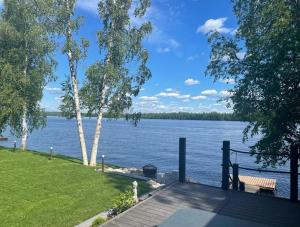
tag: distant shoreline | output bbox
[46,112,245,122]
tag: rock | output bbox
[147,180,162,189]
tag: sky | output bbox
[2,0,239,113]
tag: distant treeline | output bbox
[138,112,244,121]
[46,112,245,121]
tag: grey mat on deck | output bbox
[158,208,270,227]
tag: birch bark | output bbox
[89,86,107,166]
[21,54,28,150]
[65,0,88,166]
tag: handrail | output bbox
[238,165,300,175]
[229,148,290,157]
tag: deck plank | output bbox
[102,183,300,227]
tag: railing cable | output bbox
[238,166,300,175]
[230,148,290,157]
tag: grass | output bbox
[0,147,150,227]
[91,217,106,227]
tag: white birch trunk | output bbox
[20,106,28,150]
[66,0,88,166]
[90,7,114,166]
[90,85,108,166]
[21,53,28,150]
[89,110,104,166]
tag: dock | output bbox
[230,175,276,193]
[102,183,300,227]
[238,175,276,190]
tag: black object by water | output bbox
[143,164,157,178]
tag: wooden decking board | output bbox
[138,202,177,214]
[121,214,154,227]
[151,194,226,212]
[103,183,300,227]
[128,210,167,223]
[136,204,175,217]
[231,175,276,190]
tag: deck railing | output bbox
[221,141,299,202]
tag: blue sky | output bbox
[2,0,239,113]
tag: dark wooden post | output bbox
[290,145,298,202]
[232,163,239,191]
[222,141,230,190]
[179,138,186,183]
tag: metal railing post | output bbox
[179,138,186,183]
[290,144,299,202]
[232,163,239,191]
[222,141,230,190]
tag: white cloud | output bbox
[197,17,231,34]
[157,92,180,97]
[143,5,180,54]
[45,87,63,95]
[55,97,63,101]
[157,90,191,100]
[187,54,199,62]
[220,78,235,84]
[236,52,246,60]
[77,0,98,14]
[139,96,159,101]
[165,88,175,92]
[191,95,207,100]
[219,90,233,97]
[230,27,238,35]
[168,39,180,49]
[148,26,180,53]
[201,89,218,96]
[157,47,170,53]
[76,1,180,54]
[177,94,191,99]
[184,78,200,86]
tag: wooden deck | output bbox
[238,175,276,190]
[102,183,300,227]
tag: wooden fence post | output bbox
[290,144,299,202]
[222,141,230,190]
[232,163,239,191]
[179,138,186,183]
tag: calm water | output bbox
[1,117,298,198]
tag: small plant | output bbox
[91,217,105,227]
[112,188,136,214]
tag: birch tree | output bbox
[58,0,89,166]
[0,0,57,149]
[81,0,152,166]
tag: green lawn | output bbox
[0,147,150,227]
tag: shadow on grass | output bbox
[0,146,151,196]
[0,145,82,164]
[95,172,151,196]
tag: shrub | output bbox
[112,188,135,214]
[91,217,106,227]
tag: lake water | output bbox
[1,117,298,199]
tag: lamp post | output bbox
[49,147,53,160]
[102,155,105,172]
[13,141,17,151]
